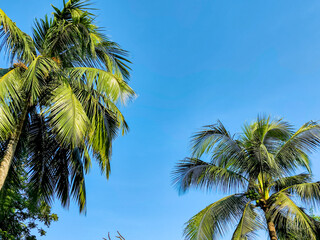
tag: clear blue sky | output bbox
[2,0,320,239]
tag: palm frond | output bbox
[27,112,56,204]
[33,15,53,53]
[0,9,35,63]
[72,85,118,177]
[52,0,94,22]
[274,209,320,240]
[274,121,320,173]
[239,116,294,179]
[67,67,135,103]
[184,194,248,240]
[0,102,16,141]
[93,40,132,80]
[44,23,84,60]
[45,82,89,147]
[52,147,71,208]
[24,56,58,104]
[43,0,94,61]
[172,158,247,194]
[0,69,22,140]
[232,203,262,240]
[51,0,131,80]
[0,68,23,140]
[27,112,88,212]
[279,182,320,208]
[250,115,292,149]
[70,73,129,134]
[0,67,22,102]
[271,173,312,192]
[70,147,86,212]
[191,120,241,160]
[269,192,318,240]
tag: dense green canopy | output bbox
[0,0,135,212]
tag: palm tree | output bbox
[103,231,126,240]
[0,0,135,212]
[173,116,320,240]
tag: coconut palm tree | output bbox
[0,0,135,212]
[103,231,126,240]
[173,116,320,240]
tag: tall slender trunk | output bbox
[265,210,278,240]
[0,103,29,190]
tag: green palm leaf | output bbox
[274,121,320,173]
[269,192,317,240]
[191,120,238,159]
[184,194,248,240]
[0,67,22,101]
[271,173,312,192]
[173,158,247,194]
[232,203,262,240]
[24,56,58,104]
[0,67,21,140]
[45,82,89,147]
[67,67,135,103]
[279,182,320,207]
[70,147,86,212]
[0,9,35,63]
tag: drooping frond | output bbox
[184,194,249,240]
[172,158,247,194]
[93,40,132,80]
[269,192,318,240]
[69,70,129,132]
[274,121,320,173]
[70,147,86,212]
[51,147,72,208]
[100,94,129,134]
[0,68,25,141]
[232,203,262,240]
[71,83,118,177]
[0,68,23,140]
[271,173,312,192]
[24,56,58,104]
[45,82,89,147]
[275,210,320,240]
[0,67,22,102]
[27,112,56,204]
[191,120,242,160]
[279,181,320,208]
[0,9,36,64]
[27,111,89,212]
[67,67,135,103]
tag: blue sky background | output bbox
[2,0,320,239]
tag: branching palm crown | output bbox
[0,0,135,212]
[173,116,320,240]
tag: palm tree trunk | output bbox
[0,103,29,190]
[266,216,278,240]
